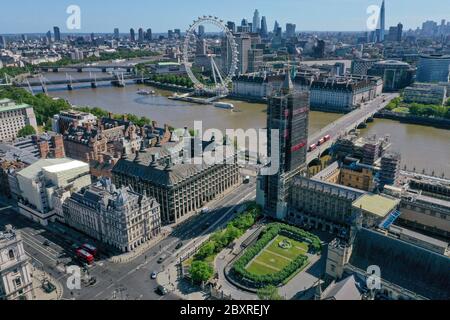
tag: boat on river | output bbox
[214,102,234,110]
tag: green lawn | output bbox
[245,235,309,276]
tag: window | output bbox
[14,277,22,287]
[8,249,15,260]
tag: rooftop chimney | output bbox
[139,140,146,152]
[121,147,128,159]
[150,154,158,167]
[134,150,140,163]
[164,156,173,171]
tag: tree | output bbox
[189,261,213,284]
[195,242,216,260]
[223,225,243,244]
[445,108,450,119]
[17,125,36,137]
[257,285,284,301]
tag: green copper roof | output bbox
[0,99,31,112]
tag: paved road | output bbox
[0,178,256,300]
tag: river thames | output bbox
[48,84,450,177]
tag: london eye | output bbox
[182,16,239,96]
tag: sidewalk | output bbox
[214,225,262,300]
[157,263,207,300]
[31,267,64,300]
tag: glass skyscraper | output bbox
[253,10,260,33]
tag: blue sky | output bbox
[1,0,448,34]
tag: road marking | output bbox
[20,230,61,256]
[22,237,58,263]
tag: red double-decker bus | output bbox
[76,249,94,265]
[308,144,317,152]
[82,244,98,257]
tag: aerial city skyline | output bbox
[0,0,449,34]
[0,0,449,309]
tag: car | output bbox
[150,272,157,279]
[156,285,168,296]
[42,281,56,293]
[157,255,167,264]
[175,242,183,250]
[202,222,211,230]
[87,277,97,286]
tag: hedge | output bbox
[231,223,321,287]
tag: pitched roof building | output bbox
[112,129,240,225]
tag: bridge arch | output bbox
[319,147,331,159]
[308,158,322,168]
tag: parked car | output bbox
[156,285,168,296]
[150,272,157,280]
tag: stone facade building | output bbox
[257,73,310,220]
[0,99,38,142]
[0,226,34,300]
[63,179,161,253]
[232,73,383,112]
